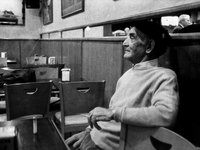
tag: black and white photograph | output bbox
[0,1,200,150]
[61,0,84,18]
[43,0,53,25]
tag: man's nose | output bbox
[123,38,129,47]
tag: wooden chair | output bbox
[28,64,65,110]
[4,81,52,120]
[119,123,198,150]
[54,80,105,139]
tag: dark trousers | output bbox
[68,131,103,150]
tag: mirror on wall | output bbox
[0,0,25,25]
[107,8,200,37]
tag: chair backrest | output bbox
[119,123,197,150]
[59,80,106,116]
[4,81,52,120]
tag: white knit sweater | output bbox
[90,59,179,150]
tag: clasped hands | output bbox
[86,107,114,130]
[65,107,114,148]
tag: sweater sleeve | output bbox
[114,73,179,128]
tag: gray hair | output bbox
[178,14,190,23]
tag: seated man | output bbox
[172,14,192,33]
[66,21,179,150]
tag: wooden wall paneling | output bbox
[0,40,21,68]
[20,40,41,67]
[41,41,62,64]
[82,40,123,107]
[62,40,82,81]
[172,43,200,147]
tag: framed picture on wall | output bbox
[61,0,84,18]
[43,0,53,25]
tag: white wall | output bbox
[42,0,200,34]
[0,0,199,39]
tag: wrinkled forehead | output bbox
[186,16,190,20]
[183,16,190,21]
[129,26,149,41]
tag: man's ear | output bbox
[146,39,155,54]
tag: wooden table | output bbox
[0,117,70,150]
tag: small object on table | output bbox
[33,117,37,134]
[61,68,71,82]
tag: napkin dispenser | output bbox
[0,58,7,67]
[26,55,47,65]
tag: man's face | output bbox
[123,27,148,64]
[182,17,192,27]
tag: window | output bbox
[161,16,178,26]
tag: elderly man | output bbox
[66,21,179,150]
[173,14,192,33]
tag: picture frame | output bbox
[43,0,53,25]
[61,0,84,18]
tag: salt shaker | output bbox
[61,68,71,82]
